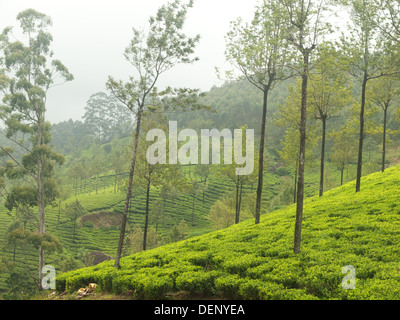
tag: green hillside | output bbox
[55,165,400,300]
[0,164,280,294]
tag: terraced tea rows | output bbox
[0,167,279,293]
[56,165,400,300]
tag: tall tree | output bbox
[106,0,201,269]
[369,76,399,172]
[217,126,258,224]
[278,0,332,253]
[133,109,187,251]
[340,0,397,192]
[225,0,291,225]
[308,45,353,196]
[64,200,88,243]
[82,92,134,143]
[330,123,357,185]
[274,79,320,202]
[0,9,73,289]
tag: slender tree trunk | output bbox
[238,182,243,221]
[319,117,327,197]
[340,165,344,186]
[58,200,61,224]
[72,220,76,243]
[255,88,270,224]
[294,52,309,254]
[74,177,77,197]
[37,120,46,290]
[235,177,240,224]
[128,193,133,219]
[191,194,196,225]
[115,109,143,268]
[382,105,388,173]
[356,75,368,193]
[143,179,151,252]
[163,197,166,224]
[293,163,298,204]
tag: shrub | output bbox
[142,275,175,299]
[222,254,264,276]
[215,274,245,299]
[83,221,94,228]
[175,270,221,295]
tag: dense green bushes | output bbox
[56,166,400,300]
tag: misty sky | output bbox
[0,0,259,124]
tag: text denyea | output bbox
[154,304,245,317]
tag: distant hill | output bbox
[169,79,290,149]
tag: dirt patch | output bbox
[80,211,123,229]
[89,251,114,265]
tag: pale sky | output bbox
[0,0,258,123]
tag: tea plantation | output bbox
[0,166,280,293]
[55,165,400,300]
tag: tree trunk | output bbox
[238,182,243,221]
[128,193,133,219]
[72,220,76,243]
[235,177,240,224]
[37,121,46,290]
[356,75,368,193]
[191,194,196,225]
[255,88,269,224]
[340,165,344,186]
[294,52,309,254]
[319,117,327,197]
[74,177,77,197]
[382,105,388,173]
[143,179,151,252]
[293,163,298,204]
[58,200,61,224]
[114,109,143,268]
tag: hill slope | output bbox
[55,165,400,300]
[0,165,280,293]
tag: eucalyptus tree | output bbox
[225,0,292,225]
[277,0,333,253]
[330,123,357,185]
[369,76,399,172]
[217,126,258,224]
[308,46,353,196]
[274,79,320,203]
[340,0,398,192]
[133,109,187,251]
[83,92,134,144]
[106,0,205,268]
[0,9,73,289]
[64,200,88,243]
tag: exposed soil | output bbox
[80,211,123,229]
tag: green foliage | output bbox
[3,270,37,300]
[55,165,400,300]
[82,92,134,144]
